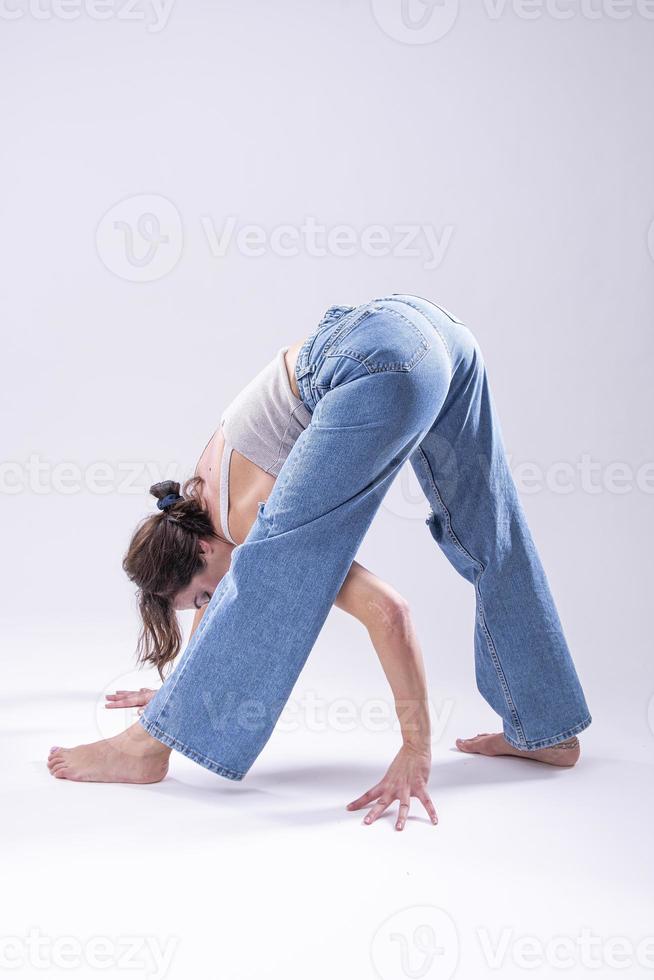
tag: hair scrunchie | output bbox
[157,492,183,511]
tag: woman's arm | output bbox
[334,561,431,748]
[334,561,438,830]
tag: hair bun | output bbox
[150,480,181,502]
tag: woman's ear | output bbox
[198,537,219,558]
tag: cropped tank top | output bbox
[218,346,312,544]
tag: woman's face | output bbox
[172,537,233,612]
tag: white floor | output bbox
[3,634,653,980]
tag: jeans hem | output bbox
[138,717,246,781]
[503,714,592,751]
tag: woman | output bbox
[47,294,591,830]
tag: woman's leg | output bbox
[385,294,592,752]
[47,299,452,782]
[135,302,451,779]
[49,294,589,783]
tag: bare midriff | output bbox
[195,337,307,546]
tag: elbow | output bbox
[364,593,412,636]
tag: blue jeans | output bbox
[139,294,591,778]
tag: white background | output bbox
[2,1,653,978]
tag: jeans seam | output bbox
[503,715,592,751]
[315,315,430,378]
[415,445,527,745]
[139,716,245,780]
[312,351,368,390]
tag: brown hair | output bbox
[122,477,218,678]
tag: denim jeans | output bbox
[139,294,591,778]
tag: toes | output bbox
[53,767,71,779]
[456,735,491,754]
[456,733,492,746]
[48,751,67,771]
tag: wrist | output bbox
[402,735,432,757]
[396,697,431,749]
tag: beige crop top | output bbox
[218,346,312,544]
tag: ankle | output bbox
[122,723,171,757]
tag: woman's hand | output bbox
[346,744,438,831]
[104,688,157,716]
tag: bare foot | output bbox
[47,723,171,783]
[455,732,580,768]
